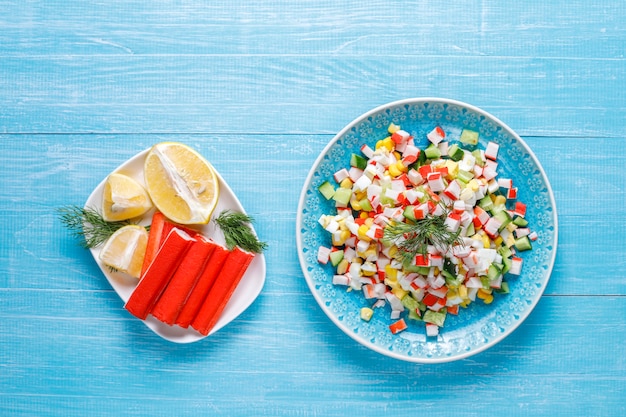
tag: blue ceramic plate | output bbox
[296,98,558,363]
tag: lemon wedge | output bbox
[102,173,153,222]
[143,142,219,225]
[99,225,149,279]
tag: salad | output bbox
[316,123,535,337]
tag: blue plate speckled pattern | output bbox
[296,98,558,363]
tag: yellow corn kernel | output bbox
[392,287,408,300]
[388,163,402,178]
[493,236,504,247]
[493,195,507,207]
[336,259,349,275]
[468,179,480,192]
[388,123,400,134]
[444,160,459,178]
[477,288,492,300]
[364,217,374,227]
[447,288,459,299]
[340,178,353,188]
[332,230,351,246]
[385,265,398,282]
[357,225,371,242]
[360,307,374,321]
[359,211,369,219]
[396,160,408,173]
[458,285,468,300]
[482,294,494,304]
[381,137,394,151]
[350,199,362,211]
[388,245,398,258]
[482,234,491,248]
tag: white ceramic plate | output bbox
[85,148,266,343]
[296,98,558,363]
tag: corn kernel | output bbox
[468,179,480,192]
[340,178,353,188]
[482,234,491,248]
[493,195,507,206]
[494,236,503,247]
[477,288,492,300]
[350,199,362,211]
[332,230,351,246]
[483,294,494,304]
[392,287,408,300]
[385,265,398,281]
[381,137,394,151]
[458,285,468,299]
[444,160,459,178]
[357,225,371,242]
[388,163,401,178]
[360,307,374,321]
[359,211,369,219]
[388,123,400,134]
[336,259,349,275]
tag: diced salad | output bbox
[316,123,535,337]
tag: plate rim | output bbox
[296,97,558,363]
[85,146,267,343]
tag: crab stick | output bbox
[150,236,216,325]
[174,244,230,328]
[125,228,195,320]
[191,247,255,336]
[140,212,198,277]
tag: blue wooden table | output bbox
[1,1,625,416]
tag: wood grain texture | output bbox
[1,0,625,416]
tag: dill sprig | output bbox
[383,211,463,265]
[57,205,135,249]
[213,210,267,254]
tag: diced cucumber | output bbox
[493,209,512,231]
[513,216,528,227]
[423,310,447,327]
[472,149,485,166]
[332,187,352,206]
[329,249,344,266]
[456,169,474,183]
[408,309,423,321]
[514,236,532,251]
[401,294,420,311]
[447,144,465,161]
[479,195,494,211]
[318,181,336,200]
[424,144,441,160]
[350,153,367,170]
[358,197,373,212]
[403,205,416,221]
[460,129,479,146]
[487,263,502,282]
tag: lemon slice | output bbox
[102,173,153,222]
[99,225,149,279]
[143,142,220,225]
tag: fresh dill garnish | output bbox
[57,205,138,249]
[383,210,463,265]
[213,210,267,254]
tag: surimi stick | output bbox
[191,247,255,336]
[174,245,230,328]
[150,236,216,325]
[125,228,194,320]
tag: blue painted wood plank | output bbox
[0,56,624,136]
[1,0,624,59]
